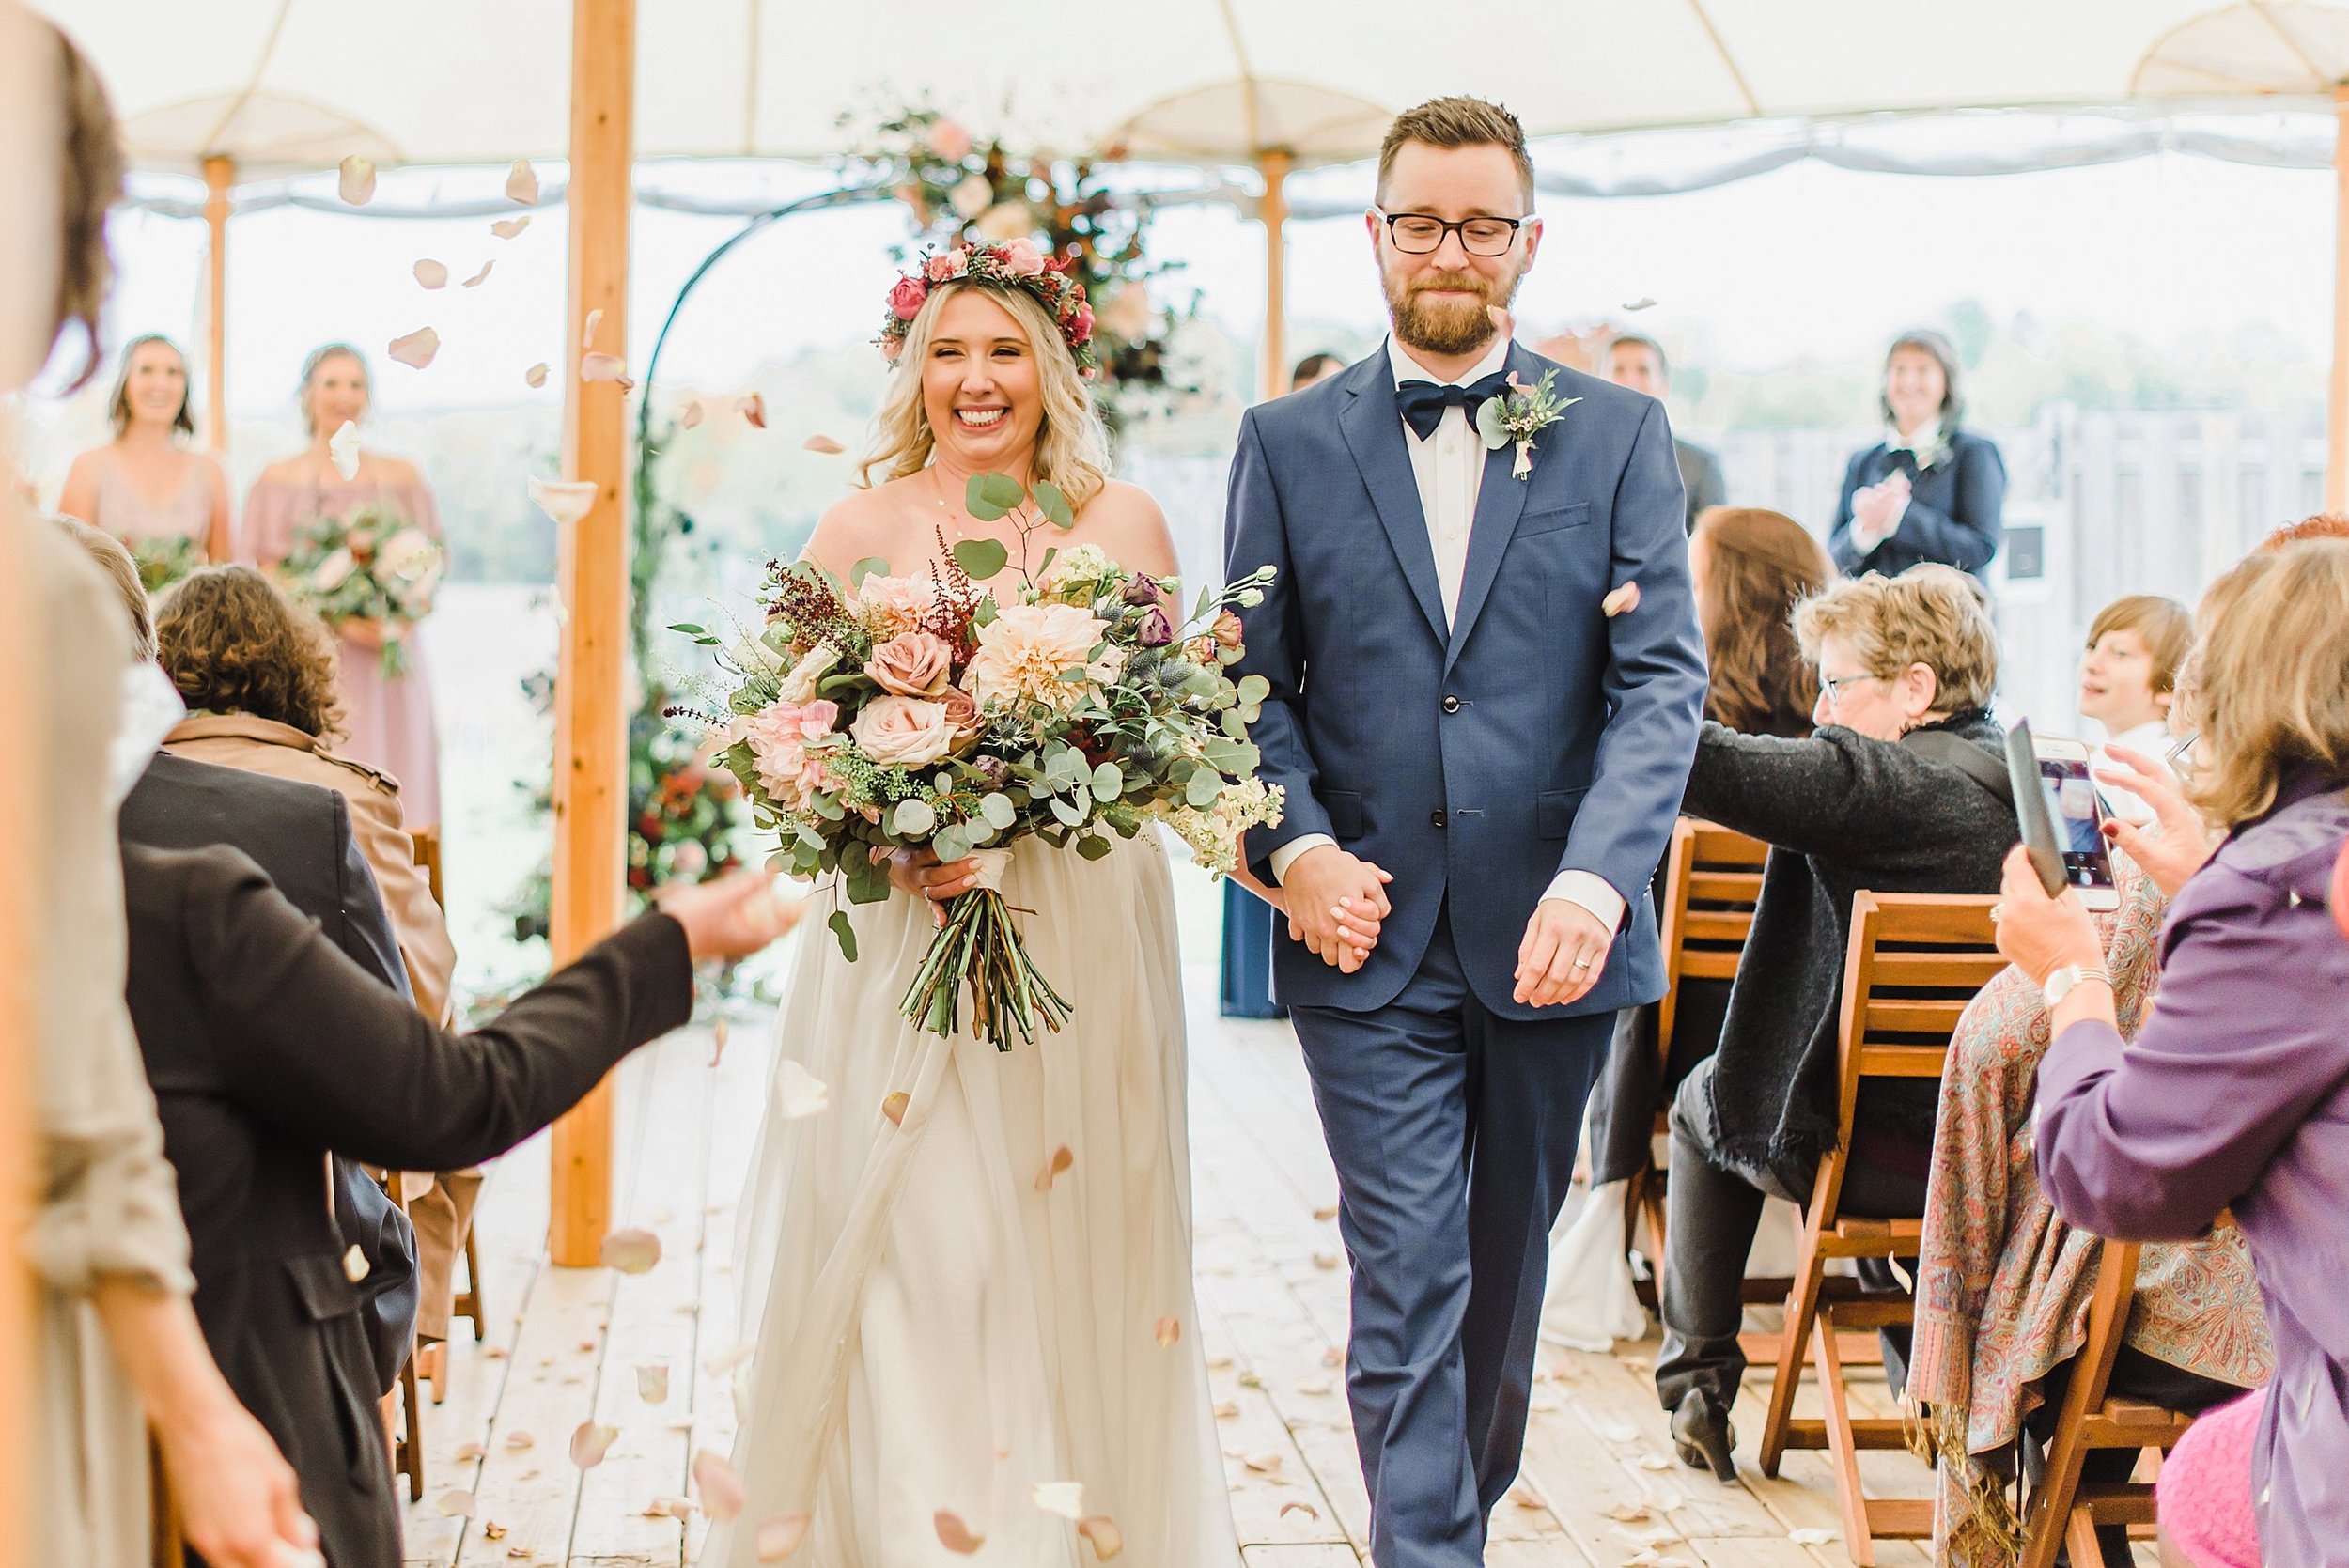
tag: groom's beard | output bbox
[1388,267,1522,357]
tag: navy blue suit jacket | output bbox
[1224,344,1708,1020]
[1828,428,2005,578]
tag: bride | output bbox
[705,245,1244,1567]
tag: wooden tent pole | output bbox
[549,0,635,1267]
[201,156,233,561]
[2330,84,2349,512]
[1260,148,1291,400]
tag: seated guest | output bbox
[1605,334,1725,532]
[1908,850,2266,1568]
[1994,538,2349,1568]
[123,845,800,1568]
[154,564,480,1363]
[2077,593,2191,822]
[1586,507,1832,1201]
[1288,350,1345,393]
[1652,564,2015,1481]
[155,565,453,1020]
[64,517,427,1391]
[1829,330,2005,580]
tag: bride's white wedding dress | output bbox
[706,831,1241,1568]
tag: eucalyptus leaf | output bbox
[1032,479,1075,530]
[891,798,937,836]
[980,792,1018,830]
[1050,793,1088,828]
[1075,833,1112,861]
[1475,395,1510,449]
[1202,736,1260,774]
[828,910,859,962]
[667,622,705,636]
[965,472,1027,520]
[1186,768,1224,807]
[951,537,1009,582]
[1236,675,1270,706]
[1090,761,1123,803]
[850,556,890,586]
[1220,707,1249,738]
[1038,547,1059,579]
[932,825,970,863]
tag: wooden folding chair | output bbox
[150,1428,185,1567]
[1624,819,1769,1275]
[2017,1240,2195,1568]
[408,827,485,1352]
[1756,892,2004,1563]
[408,824,444,909]
[370,1166,429,1502]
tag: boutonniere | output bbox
[1476,368,1579,481]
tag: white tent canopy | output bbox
[39,0,2349,177]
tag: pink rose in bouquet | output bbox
[936,684,983,742]
[867,630,954,696]
[850,694,954,768]
[736,700,839,809]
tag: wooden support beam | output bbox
[549,0,635,1268]
[2331,85,2349,511]
[201,156,231,458]
[1259,149,1291,401]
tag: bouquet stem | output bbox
[898,888,1071,1050]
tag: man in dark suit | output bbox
[121,752,422,1397]
[1226,97,1706,1566]
[1606,333,1726,533]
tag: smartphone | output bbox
[2006,722,2121,910]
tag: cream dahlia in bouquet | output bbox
[279,506,444,676]
[678,476,1281,1048]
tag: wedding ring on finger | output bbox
[1571,957,1593,970]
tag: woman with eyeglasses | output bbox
[1645,564,2016,1482]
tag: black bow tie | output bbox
[1396,371,1514,442]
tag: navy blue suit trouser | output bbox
[1287,904,1609,1568]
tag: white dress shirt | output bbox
[1268,336,1627,936]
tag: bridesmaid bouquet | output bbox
[680,474,1283,1048]
[280,507,445,677]
[128,534,202,595]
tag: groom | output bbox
[1226,97,1706,1565]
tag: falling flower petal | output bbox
[328,419,362,481]
[693,1449,746,1523]
[599,1228,661,1274]
[491,216,531,240]
[1622,296,1658,312]
[1790,1529,1837,1546]
[642,1497,695,1519]
[702,1342,754,1376]
[1153,1316,1181,1349]
[1078,1516,1124,1560]
[756,1513,813,1561]
[388,328,440,370]
[1312,1204,1338,1220]
[454,1441,487,1462]
[636,1363,670,1404]
[1033,1482,1086,1519]
[525,362,550,388]
[338,156,376,206]
[777,1059,830,1120]
[933,1511,985,1554]
[482,1520,507,1539]
[436,1489,477,1518]
[528,476,598,527]
[1595,1420,1639,1444]
[568,1421,618,1469]
[881,1092,910,1127]
[1242,1452,1284,1474]
[708,1014,729,1065]
[582,308,604,349]
[1295,1376,1331,1395]
[1602,582,1641,618]
[802,433,845,455]
[738,393,767,428]
[1606,1503,1653,1523]
[502,1430,535,1452]
[680,400,705,430]
[506,159,540,205]
[462,260,495,288]
[1320,1347,1342,1368]
[1280,1500,1319,1523]
[1636,1453,1674,1471]
[414,258,449,289]
[1034,1145,1074,1192]
[580,352,634,389]
[1511,1488,1548,1511]
[1212,1400,1238,1419]
[1312,1251,1341,1270]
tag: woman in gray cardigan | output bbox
[1650,565,2015,1480]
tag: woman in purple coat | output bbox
[1990,537,2349,1568]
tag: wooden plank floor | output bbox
[401,964,1948,1567]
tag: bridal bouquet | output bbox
[279,507,444,677]
[681,476,1282,1048]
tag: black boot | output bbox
[1671,1388,1738,1483]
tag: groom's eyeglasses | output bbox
[1377,210,1526,257]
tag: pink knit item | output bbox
[2156,1388,2263,1568]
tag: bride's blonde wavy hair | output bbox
[857,281,1111,511]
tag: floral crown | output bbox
[877,239,1099,376]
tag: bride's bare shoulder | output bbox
[804,477,921,575]
[1077,479,1176,575]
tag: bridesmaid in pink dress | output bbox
[242,343,443,828]
[57,334,231,573]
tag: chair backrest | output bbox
[1834,890,2005,1105]
[1657,819,1768,1045]
[408,826,445,911]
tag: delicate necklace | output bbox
[928,464,973,541]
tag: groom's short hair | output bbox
[1377,97,1534,209]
